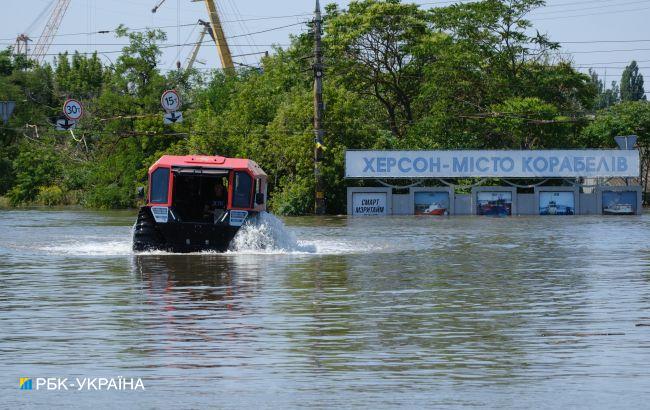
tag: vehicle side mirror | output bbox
[137,186,145,199]
[255,192,265,205]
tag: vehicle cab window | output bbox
[233,171,252,208]
[150,168,170,203]
[254,178,265,205]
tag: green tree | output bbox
[620,60,646,102]
[581,101,650,195]
[487,97,568,149]
[325,0,432,138]
[589,69,619,109]
[7,139,62,205]
[54,52,104,98]
[416,0,594,149]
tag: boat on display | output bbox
[479,199,511,217]
[133,155,268,253]
[540,201,575,216]
[603,203,634,215]
[423,202,447,215]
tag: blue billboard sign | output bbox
[345,150,640,178]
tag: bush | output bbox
[0,157,14,195]
[36,185,65,206]
[7,141,62,205]
[269,177,314,216]
[84,184,135,209]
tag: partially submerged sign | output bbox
[346,150,640,178]
[352,192,387,216]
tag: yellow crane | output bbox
[199,0,234,70]
[152,0,234,70]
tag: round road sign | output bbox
[161,90,181,112]
[63,99,83,121]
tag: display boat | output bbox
[603,203,634,215]
[423,202,447,215]
[133,155,267,253]
[480,199,510,216]
[540,201,574,216]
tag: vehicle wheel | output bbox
[133,208,164,251]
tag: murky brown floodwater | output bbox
[2,209,650,408]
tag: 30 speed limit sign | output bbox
[63,99,83,121]
[160,90,181,113]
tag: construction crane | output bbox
[152,0,234,70]
[184,20,214,71]
[199,0,234,70]
[31,0,71,63]
[14,34,31,56]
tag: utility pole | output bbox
[313,0,326,215]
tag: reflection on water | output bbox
[1,209,650,408]
[135,254,262,306]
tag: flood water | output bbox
[2,209,650,408]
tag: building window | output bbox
[233,172,252,208]
[150,168,170,203]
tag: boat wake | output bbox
[35,212,362,256]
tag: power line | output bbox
[0,15,310,42]
[531,0,650,16]
[535,5,650,20]
[559,39,650,44]
[576,59,650,66]
[0,42,291,47]
[562,48,650,54]
[9,22,306,57]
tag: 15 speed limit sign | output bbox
[160,90,181,113]
[63,99,83,121]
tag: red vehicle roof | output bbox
[150,155,267,177]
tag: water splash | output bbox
[40,240,133,256]
[229,212,316,254]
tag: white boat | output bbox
[603,203,634,215]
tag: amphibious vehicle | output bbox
[133,155,267,252]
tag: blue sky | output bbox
[2,0,649,87]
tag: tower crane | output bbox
[31,0,72,63]
[152,0,234,70]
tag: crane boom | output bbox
[184,26,208,71]
[31,0,71,63]
[202,0,234,70]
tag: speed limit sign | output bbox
[160,90,181,113]
[63,99,83,121]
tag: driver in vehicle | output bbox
[204,180,227,222]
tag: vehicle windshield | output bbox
[150,168,170,204]
[172,170,229,223]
